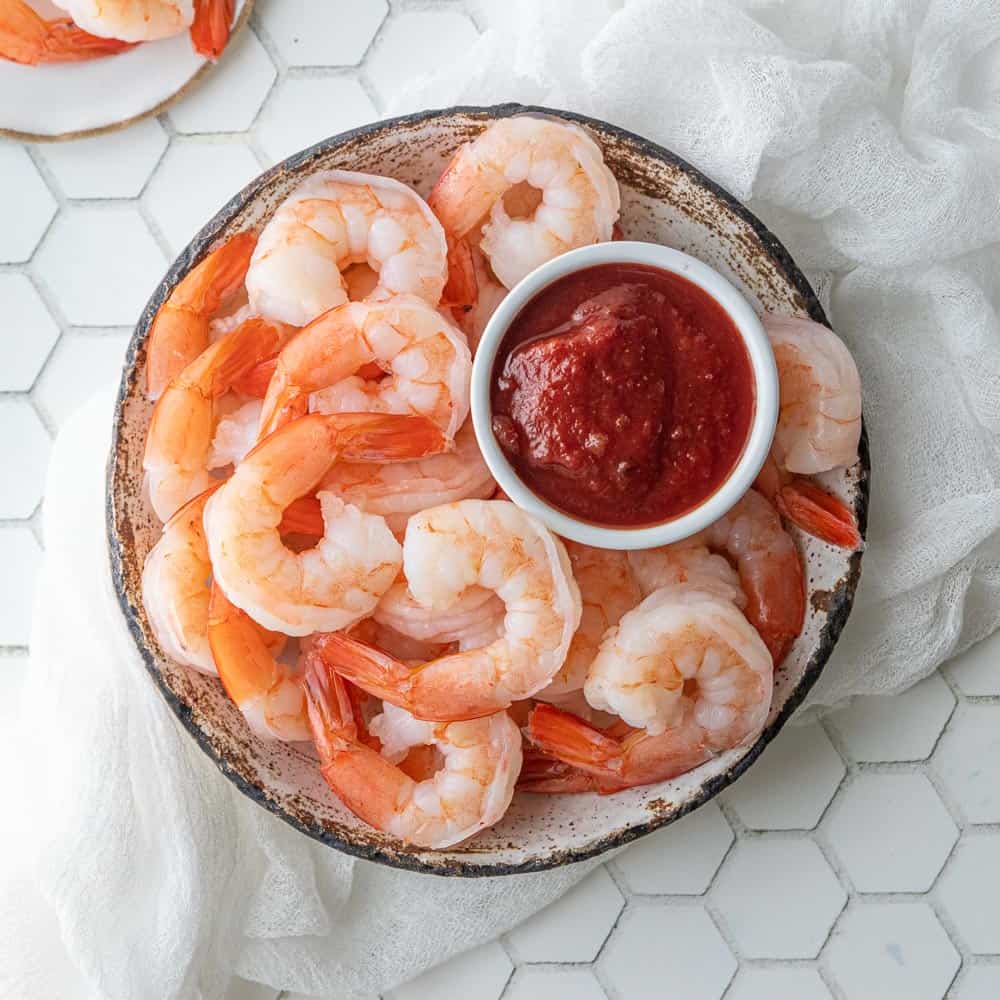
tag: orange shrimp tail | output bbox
[440,234,477,309]
[517,749,601,794]
[526,704,624,777]
[0,2,135,64]
[190,0,233,59]
[327,412,447,463]
[775,479,862,551]
[208,318,283,395]
[229,354,277,398]
[311,632,416,709]
[146,231,257,398]
[278,496,324,537]
[301,650,360,760]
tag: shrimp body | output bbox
[146,231,258,399]
[450,244,508,352]
[303,657,521,849]
[141,486,218,674]
[428,117,620,290]
[0,0,135,63]
[319,419,495,536]
[765,315,862,475]
[144,317,282,522]
[259,295,471,440]
[246,171,448,328]
[207,585,310,742]
[312,499,582,720]
[53,0,192,41]
[202,412,446,637]
[628,543,746,609]
[538,541,641,700]
[207,398,262,470]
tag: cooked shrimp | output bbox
[373,577,504,649]
[207,398,262,470]
[302,654,522,848]
[202,412,446,636]
[207,585,311,742]
[144,317,283,522]
[318,418,495,536]
[140,486,218,675]
[428,116,620,290]
[311,499,581,721]
[538,541,641,700]
[349,618,453,665]
[628,543,746,608]
[146,231,257,399]
[0,0,134,63]
[448,243,508,352]
[258,295,471,440]
[246,170,448,328]
[523,586,773,792]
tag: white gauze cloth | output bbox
[395,0,1000,706]
[0,391,597,1000]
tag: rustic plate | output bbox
[107,104,869,876]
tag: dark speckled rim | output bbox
[107,103,870,877]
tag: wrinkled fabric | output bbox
[397,0,1000,706]
[0,391,595,1000]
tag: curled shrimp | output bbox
[143,317,284,522]
[141,486,219,674]
[202,412,446,637]
[757,314,863,549]
[146,231,257,400]
[302,654,522,849]
[258,295,471,441]
[523,586,773,793]
[538,541,641,700]
[207,585,311,742]
[311,499,582,721]
[0,0,135,62]
[246,171,448,328]
[638,490,805,665]
[428,116,620,290]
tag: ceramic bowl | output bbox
[470,240,780,550]
[107,103,869,876]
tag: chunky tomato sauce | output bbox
[490,263,755,527]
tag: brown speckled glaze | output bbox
[107,104,869,877]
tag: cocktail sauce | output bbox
[490,263,755,527]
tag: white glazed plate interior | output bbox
[107,105,868,876]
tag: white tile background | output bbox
[2,2,999,998]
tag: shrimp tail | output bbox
[190,0,233,59]
[440,234,478,309]
[526,704,624,778]
[301,648,358,748]
[310,632,418,711]
[0,1,135,64]
[146,231,257,399]
[775,478,862,550]
[230,355,278,398]
[517,748,601,794]
[278,496,324,537]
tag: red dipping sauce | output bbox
[490,263,755,528]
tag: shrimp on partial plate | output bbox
[536,541,641,701]
[757,314,863,549]
[143,317,286,522]
[203,412,446,637]
[245,170,448,328]
[146,231,258,399]
[257,295,471,441]
[429,116,620,292]
[633,490,805,666]
[0,0,134,62]
[207,585,311,741]
[522,585,773,793]
[311,499,582,721]
[302,653,522,848]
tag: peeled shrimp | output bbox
[141,486,218,675]
[144,317,283,522]
[203,412,446,637]
[207,398,262,470]
[302,655,522,849]
[640,490,805,665]
[258,295,471,440]
[146,231,257,399]
[524,586,773,793]
[538,541,641,700]
[0,0,134,62]
[428,116,620,290]
[312,499,582,721]
[246,171,448,328]
[207,585,311,742]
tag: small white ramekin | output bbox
[470,241,778,550]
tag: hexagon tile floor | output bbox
[2,3,999,1000]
